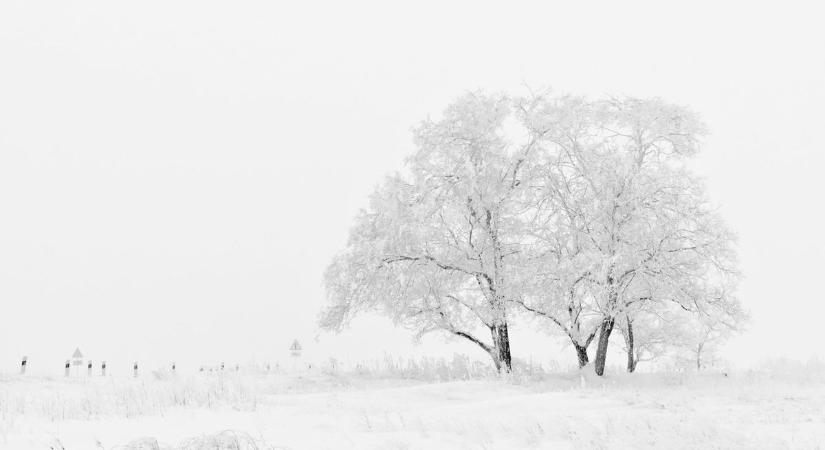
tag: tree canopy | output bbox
[321,90,745,375]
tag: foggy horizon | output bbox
[2,0,824,376]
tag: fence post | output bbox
[220,362,224,371]
[20,356,27,375]
[87,360,93,377]
[133,361,139,378]
[172,362,176,372]
[101,361,107,377]
[64,360,71,377]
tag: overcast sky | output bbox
[1,0,823,375]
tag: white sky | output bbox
[1,0,823,375]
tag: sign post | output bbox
[290,339,302,371]
[71,348,84,377]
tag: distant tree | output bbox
[320,92,549,372]
[686,321,725,371]
[675,305,745,370]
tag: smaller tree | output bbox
[514,266,602,368]
[617,304,683,372]
[676,312,742,371]
[511,94,606,369]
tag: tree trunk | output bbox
[624,318,636,373]
[573,343,589,368]
[494,323,512,372]
[696,343,703,371]
[594,317,615,376]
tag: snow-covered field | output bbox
[1,368,823,449]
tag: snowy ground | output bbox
[1,368,823,449]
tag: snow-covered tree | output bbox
[320,92,548,372]
[521,94,742,375]
[617,283,747,373]
[515,267,602,368]
[673,303,746,370]
[511,95,605,368]
[617,304,682,373]
[321,90,743,376]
